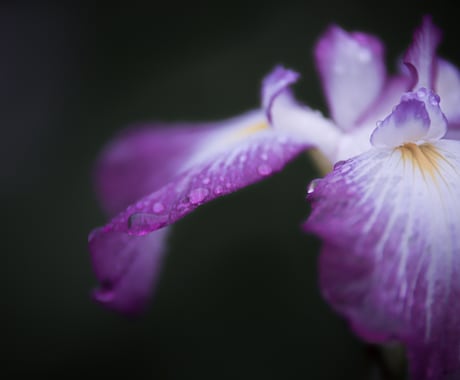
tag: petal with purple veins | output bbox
[305,140,460,380]
[89,111,312,313]
[94,111,265,216]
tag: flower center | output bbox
[397,142,443,181]
[239,121,269,137]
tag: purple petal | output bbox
[90,227,170,315]
[96,123,309,236]
[262,67,341,162]
[435,58,460,133]
[95,112,262,216]
[371,89,447,148]
[261,65,300,124]
[314,25,386,129]
[89,112,311,313]
[355,75,412,127]
[404,16,442,89]
[305,140,460,379]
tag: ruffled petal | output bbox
[262,66,341,161]
[305,139,460,380]
[403,16,442,89]
[90,227,170,315]
[314,25,386,129]
[371,89,447,148]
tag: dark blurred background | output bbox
[3,1,458,379]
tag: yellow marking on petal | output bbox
[397,143,446,183]
[237,121,269,137]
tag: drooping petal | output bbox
[435,58,460,135]
[89,110,312,313]
[305,140,460,380]
[263,66,341,161]
[371,89,447,148]
[94,119,310,236]
[89,227,170,315]
[403,16,442,89]
[95,112,263,216]
[314,25,386,129]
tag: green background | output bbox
[3,1,458,379]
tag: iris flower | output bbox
[88,16,460,379]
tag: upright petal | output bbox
[262,66,341,161]
[370,89,447,148]
[314,25,386,129]
[404,16,442,89]
[305,139,460,380]
[261,65,300,124]
[435,58,460,136]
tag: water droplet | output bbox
[429,93,440,106]
[127,212,161,233]
[225,182,232,189]
[202,177,210,185]
[333,160,346,170]
[152,202,165,214]
[239,154,247,163]
[257,164,272,176]
[307,179,322,194]
[417,88,428,99]
[260,152,268,161]
[189,187,209,204]
[214,185,224,195]
[376,120,382,128]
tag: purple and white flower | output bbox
[88,16,460,379]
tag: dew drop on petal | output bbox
[333,160,346,170]
[260,152,268,161]
[189,187,209,205]
[257,164,272,176]
[214,185,224,195]
[127,212,161,234]
[239,155,247,163]
[307,178,322,194]
[202,177,210,185]
[429,93,440,106]
[152,202,165,214]
[417,88,428,99]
